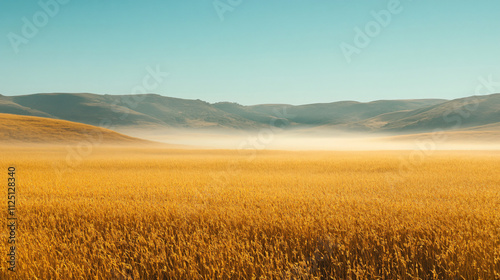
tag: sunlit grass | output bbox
[0,147,499,279]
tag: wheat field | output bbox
[0,146,499,279]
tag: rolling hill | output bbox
[0,93,446,130]
[0,93,266,130]
[372,94,500,133]
[313,94,500,133]
[0,113,149,144]
[244,99,447,126]
[0,93,498,134]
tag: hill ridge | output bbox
[0,93,498,133]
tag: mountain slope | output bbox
[0,98,56,118]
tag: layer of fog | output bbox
[117,128,500,151]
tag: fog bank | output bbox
[117,128,500,151]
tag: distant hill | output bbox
[462,122,500,131]
[0,113,149,144]
[319,94,500,133]
[0,93,265,130]
[0,93,498,134]
[372,94,500,133]
[245,99,446,126]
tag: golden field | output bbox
[0,146,499,279]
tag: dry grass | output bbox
[0,146,499,279]
[0,113,146,144]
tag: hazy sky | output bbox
[1,0,499,105]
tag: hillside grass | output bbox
[0,113,146,144]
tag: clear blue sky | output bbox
[1,0,499,105]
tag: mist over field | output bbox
[119,127,500,151]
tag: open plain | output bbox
[1,146,499,279]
